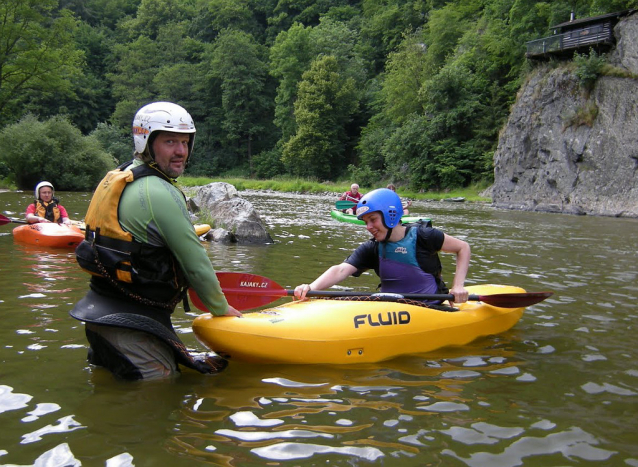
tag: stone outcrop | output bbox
[491,12,638,217]
[188,182,273,244]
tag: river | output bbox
[0,189,636,466]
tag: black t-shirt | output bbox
[344,222,445,278]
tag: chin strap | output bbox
[383,227,393,242]
[147,161,178,185]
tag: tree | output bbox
[23,22,117,134]
[119,0,196,40]
[381,32,429,124]
[282,55,358,180]
[59,0,140,28]
[270,18,366,161]
[207,29,274,175]
[359,0,427,73]
[108,35,162,129]
[270,22,314,142]
[0,114,116,190]
[266,0,350,41]
[91,123,132,164]
[0,0,84,125]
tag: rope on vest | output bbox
[89,237,184,311]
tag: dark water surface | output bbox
[0,189,636,466]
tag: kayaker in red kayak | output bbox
[295,188,471,306]
[70,101,241,381]
[25,181,72,225]
[339,183,362,214]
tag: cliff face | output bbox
[491,12,638,218]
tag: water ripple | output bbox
[0,385,32,414]
[251,442,385,461]
[21,415,85,444]
[442,426,617,466]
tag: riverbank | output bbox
[179,176,492,203]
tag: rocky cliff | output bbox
[491,12,638,218]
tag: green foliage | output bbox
[60,0,140,28]
[269,17,365,153]
[282,55,358,179]
[270,23,314,142]
[574,50,607,91]
[90,123,132,164]
[0,115,117,191]
[0,0,84,125]
[381,32,429,124]
[422,2,480,75]
[253,148,286,179]
[1,0,634,193]
[207,29,273,175]
[347,163,379,188]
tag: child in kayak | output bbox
[295,188,470,306]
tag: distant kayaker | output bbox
[295,188,471,306]
[339,183,362,214]
[25,181,72,225]
[70,101,241,381]
[386,183,412,215]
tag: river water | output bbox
[0,189,636,466]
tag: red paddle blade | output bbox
[189,272,290,312]
[476,291,553,308]
[0,214,13,226]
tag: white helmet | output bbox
[132,102,196,156]
[35,181,54,200]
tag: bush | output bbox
[91,123,132,164]
[0,114,117,191]
[253,148,286,179]
[347,164,380,188]
[574,49,606,91]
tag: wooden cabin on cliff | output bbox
[526,9,636,59]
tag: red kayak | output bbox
[13,223,84,248]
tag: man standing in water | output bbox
[71,101,241,380]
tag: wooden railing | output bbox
[526,22,614,57]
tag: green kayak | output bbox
[330,209,431,226]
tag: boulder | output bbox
[189,183,273,244]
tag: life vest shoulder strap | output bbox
[84,162,167,241]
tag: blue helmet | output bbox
[356,188,403,228]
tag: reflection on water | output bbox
[0,189,637,466]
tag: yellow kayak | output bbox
[192,284,527,364]
[72,221,211,237]
[194,223,211,236]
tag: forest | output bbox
[0,0,635,192]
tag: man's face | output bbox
[39,187,53,202]
[351,185,359,194]
[151,132,191,178]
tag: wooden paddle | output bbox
[189,271,553,311]
[335,200,357,210]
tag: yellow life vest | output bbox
[34,200,61,223]
[76,163,187,310]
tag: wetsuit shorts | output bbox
[85,323,179,380]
